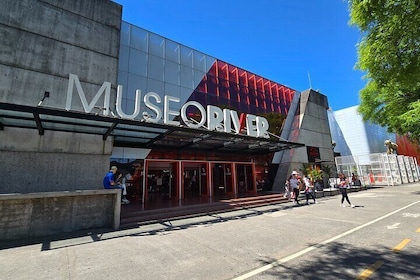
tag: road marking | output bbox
[352,193,392,198]
[317,217,360,224]
[355,260,384,280]
[232,200,420,280]
[392,239,411,252]
[402,212,420,218]
[386,223,400,229]
[264,212,287,218]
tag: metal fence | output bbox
[334,153,420,186]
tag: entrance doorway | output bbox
[184,167,200,197]
[212,163,233,197]
[236,164,254,194]
[146,161,178,203]
[182,162,208,198]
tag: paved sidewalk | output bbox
[1,182,419,280]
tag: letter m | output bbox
[65,74,111,115]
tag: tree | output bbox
[348,0,420,142]
[261,112,286,135]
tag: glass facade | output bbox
[115,22,297,204]
[117,21,295,123]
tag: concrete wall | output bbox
[0,128,113,193]
[0,190,121,241]
[0,0,122,193]
[0,0,121,106]
[273,89,334,191]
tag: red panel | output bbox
[248,74,256,90]
[228,65,238,83]
[188,59,296,122]
[239,69,247,85]
[208,62,217,76]
[256,77,264,92]
[396,135,420,163]
[219,78,229,99]
[217,61,228,80]
[196,75,207,93]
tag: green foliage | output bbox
[261,112,286,135]
[322,165,334,177]
[301,163,311,176]
[348,0,420,141]
[302,163,323,181]
[309,168,323,181]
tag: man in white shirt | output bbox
[289,171,301,205]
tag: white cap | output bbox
[291,171,298,175]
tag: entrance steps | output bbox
[120,194,289,228]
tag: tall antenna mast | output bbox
[307,71,312,89]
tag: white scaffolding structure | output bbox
[335,153,420,187]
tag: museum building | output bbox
[0,0,356,208]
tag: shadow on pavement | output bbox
[253,242,419,279]
[0,202,301,251]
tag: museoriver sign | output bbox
[65,74,270,138]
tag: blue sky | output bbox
[113,0,365,111]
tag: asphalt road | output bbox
[1,183,419,280]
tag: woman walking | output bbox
[303,175,317,205]
[338,173,355,208]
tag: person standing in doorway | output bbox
[338,173,355,208]
[118,170,132,204]
[289,171,301,205]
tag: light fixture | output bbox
[185,118,208,130]
[37,91,50,106]
[94,106,106,116]
[108,107,117,117]
[248,143,260,149]
[223,141,234,147]
[192,134,211,143]
[224,138,244,147]
[249,141,270,149]
[142,112,156,120]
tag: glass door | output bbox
[145,161,178,202]
[184,167,201,198]
[213,163,225,197]
[212,163,234,197]
[236,164,255,194]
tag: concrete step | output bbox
[120,194,289,228]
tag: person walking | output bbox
[303,175,317,205]
[289,171,301,205]
[118,170,132,204]
[338,173,355,208]
[283,176,292,200]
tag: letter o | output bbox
[181,101,206,128]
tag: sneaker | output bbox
[341,204,346,207]
[314,201,319,204]
[121,198,130,205]
[351,204,355,208]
